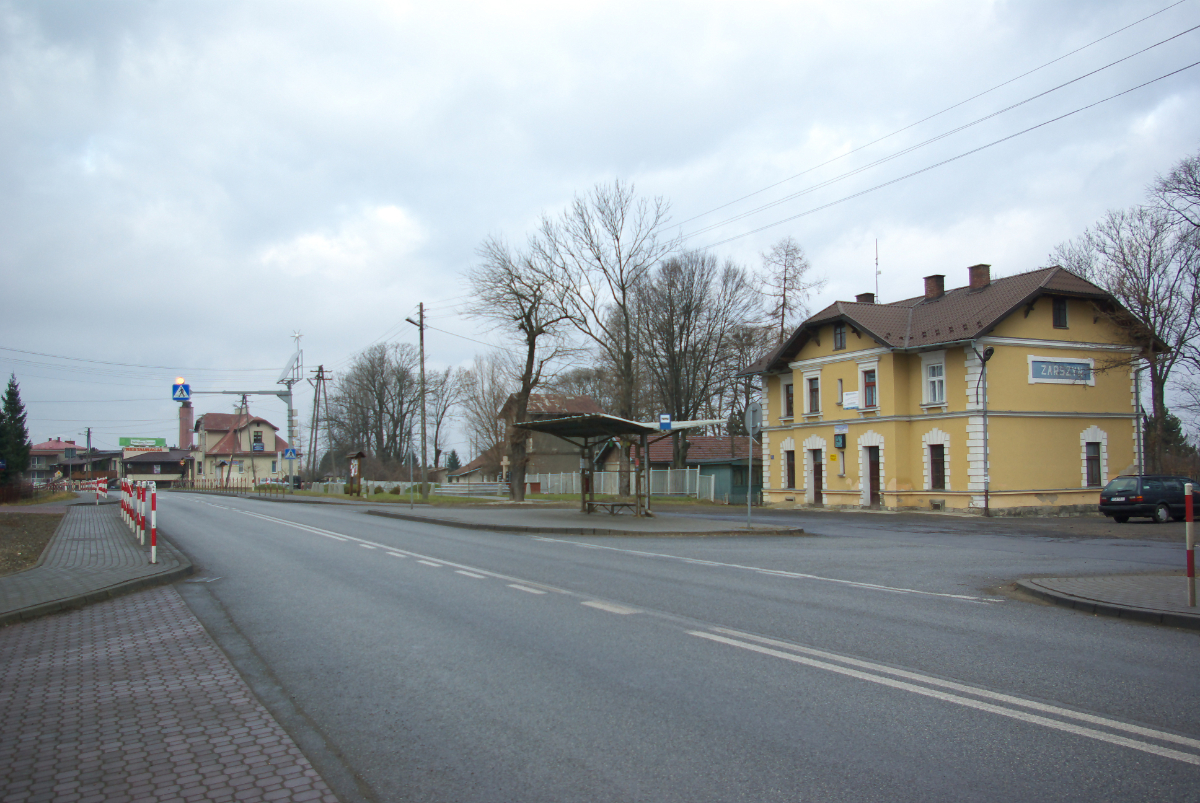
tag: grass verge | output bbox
[0,491,79,508]
[0,513,64,577]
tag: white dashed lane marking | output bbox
[581,601,639,615]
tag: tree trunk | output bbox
[618,347,635,496]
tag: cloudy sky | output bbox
[2,0,1198,457]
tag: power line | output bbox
[424,323,525,356]
[684,22,1200,240]
[675,0,1191,229]
[699,58,1200,249]
[0,346,277,372]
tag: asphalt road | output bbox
[160,493,1200,803]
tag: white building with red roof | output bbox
[27,438,81,484]
[192,407,291,484]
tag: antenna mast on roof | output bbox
[875,239,880,302]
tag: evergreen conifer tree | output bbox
[0,374,31,486]
[446,449,461,472]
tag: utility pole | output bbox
[86,426,92,480]
[307,365,332,480]
[406,304,429,502]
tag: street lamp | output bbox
[972,344,995,516]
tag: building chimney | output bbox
[855,292,875,303]
[179,401,193,450]
[923,274,945,300]
[968,263,991,290]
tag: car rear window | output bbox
[1104,477,1138,493]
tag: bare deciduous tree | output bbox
[637,250,760,466]
[426,367,468,469]
[327,343,420,465]
[761,236,825,340]
[468,237,574,501]
[1152,149,1200,230]
[1048,205,1200,470]
[535,179,677,495]
[542,365,618,413]
[461,351,517,476]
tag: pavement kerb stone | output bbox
[0,505,193,629]
[363,508,806,537]
[1016,579,1200,631]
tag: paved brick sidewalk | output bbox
[0,585,340,803]
[1019,574,1200,630]
[0,504,190,626]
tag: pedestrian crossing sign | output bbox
[172,383,191,401]
[283,448,298,459]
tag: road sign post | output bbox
[744,402,762,528]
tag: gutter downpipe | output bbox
[972,342,994,517]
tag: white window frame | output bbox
[1080,426,1108,488]
[921,428,951,491]
[921,350,947,406]
[1028,354,1095,386]
[857,359,880,410]
[803,369,821,416]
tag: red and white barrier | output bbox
[1187,482,1195,608]
[150,482,158,564]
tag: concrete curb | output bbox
[1016,579,1200,631]
[0,513,194,629]
[364,508,807,537]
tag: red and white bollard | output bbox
[150,482,158,564]
[137,483,145,545]
[1186,482,1195,608]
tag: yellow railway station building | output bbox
[745,264,1149,515]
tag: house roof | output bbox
[746,266,1137,374]
[30,439,80,453]
[500,393,605,421]
[602,435,762,465]
[448,444,504,477]
[199,413,288,456]
[196,413,279,433]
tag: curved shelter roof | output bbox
[514,414,659,443]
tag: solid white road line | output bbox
[418,560,443,567]
[581,601,640,615]
[508,584,547,595]
[531,536,996,603]
[690,630,1200,766]
[455,570,485,578]
[359,544,377,549]
[709,627,1200,751]
[386,552,406,558]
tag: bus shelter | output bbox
[513,414,660,516]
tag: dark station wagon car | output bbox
[1098,474,1200,523]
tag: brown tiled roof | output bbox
[500,393,605,420]
[448,444,503,477]
[747,266,1127,373]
